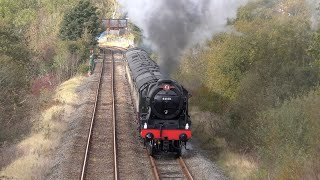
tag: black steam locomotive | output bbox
[124,48,192,156]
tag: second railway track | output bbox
[80,49,118,180]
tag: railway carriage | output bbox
[124,48,192,156]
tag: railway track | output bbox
[79,46,193,180]
[80,49,118,180]
[149,154,194,180]
[115,46,193,180]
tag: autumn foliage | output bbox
[176,0,320,178]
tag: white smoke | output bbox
[118,0,248,76]
[306,0,320,30]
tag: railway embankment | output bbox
[0,76,87,179]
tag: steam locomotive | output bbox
[124,48,191,156]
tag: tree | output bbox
[0,25,32,141]
[59,0,100,45]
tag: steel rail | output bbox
[178,157,194,180]
[148,153,194,180]
[80,50,105,180]
[80,49,119,180]
[111,51,118,180]
[148,154,160,180]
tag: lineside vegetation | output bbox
[0,0,115,145]
[175,0,320,178]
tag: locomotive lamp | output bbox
[146,132,154,140]
[179,133,188,142]
[185,123,189,130]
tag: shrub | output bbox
[77,63,90,74]
[59,0,100,45]
[175,0,320,178]
[0,26,32,142]
[255,88,320,178]
[205,0,319,149]
[190,85,229,114]
[52,40,89,82]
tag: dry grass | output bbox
[0,76,85,179]
[190,106,258,180]
[218,151,258,180]
[55,77,85,104]
[105,40,132,48]
[99,33,134,48]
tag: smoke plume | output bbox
[306,0,320,30]
[118,0,248,77]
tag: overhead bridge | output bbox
[102,19,128,30]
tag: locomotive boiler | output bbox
[124,48,192,156]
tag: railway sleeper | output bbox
[146,139,184,157]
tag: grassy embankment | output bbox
[0,76,85,179]
[0,0,117,178]
[0,0,120,143]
